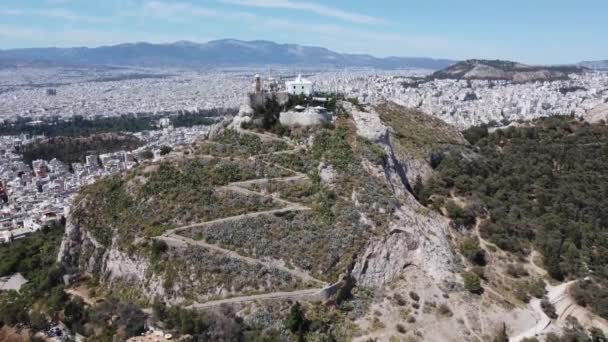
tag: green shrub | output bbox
[445,201,476,228]
[311,128,355,172]
[393,293,407,306]
[160,145,172,155]
[462,272,482,294]
[506,263,529,278]
[541,298,558,319]
[285,302,309,334]
[437,304,453,317]
[526,278,546,299]
[359,138,387,166]
[459,238,487,266]
[463,125,489,145]
[151,240,168,257]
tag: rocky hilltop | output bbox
[55,100,608,341]
[58,101,460,303]
[430,59,586,83]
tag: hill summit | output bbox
[430,59,586,83]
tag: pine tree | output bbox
[285,302,308,335]
[561,240,580,277]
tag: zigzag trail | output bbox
[155,130,334,309]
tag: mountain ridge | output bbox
[0,39,456,70]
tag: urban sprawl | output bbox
[1,66,607,243]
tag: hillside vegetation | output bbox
[422,116,608,319]
[376,102,467,157]
[75,153,292,248]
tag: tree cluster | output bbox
[424,116,608,319]
[0,110,222,138]
[19,133,143,166]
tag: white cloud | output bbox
[0,9,25,16]
[36,8,112,23]
[137,1,257,21]
[1,7,111,23]
[45,0,74,4]
[220,0,388,25]
[0,25,207,47]
[142,1,219,18]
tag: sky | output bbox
[0,0,606,64]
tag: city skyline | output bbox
[0,0,607,64]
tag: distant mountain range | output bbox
[0,39,456,70]
[429,59,587,83]
[579,60,608,70]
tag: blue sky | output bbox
[0,0,606,64]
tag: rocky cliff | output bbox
[58,201,169,302]
[343,102,457,288]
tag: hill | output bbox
[579,60,608,70]
[4,102,608,340]
[430,59,586,83]
[0,39,456,70]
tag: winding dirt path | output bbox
[219,184,309,209]
[462,312,485,342]
[163,206,310,237]
[528,250,548,277]
[227,174,308,188]
[187,287,326,310]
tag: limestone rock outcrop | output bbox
[345,101,456,288]
[584,103,608,123]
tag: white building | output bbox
[159,118,171,128]
[286,74,313,96]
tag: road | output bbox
[509,280,578,342]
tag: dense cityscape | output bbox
[1,66,608,245]
[2,67,607,129]
[0,122,211,244]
